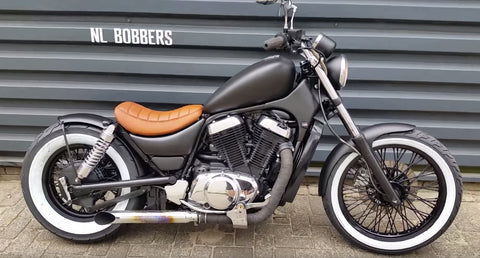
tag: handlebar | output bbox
[256,0,277,4]
[264,35,287,51]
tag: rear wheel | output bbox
[323,130,462,254]
[21,124,144,242]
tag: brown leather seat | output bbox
[114,101,203,136]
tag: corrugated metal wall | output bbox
[0,0,479,170]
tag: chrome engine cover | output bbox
[188,172,258,210]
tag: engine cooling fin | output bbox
[208,116,249,173]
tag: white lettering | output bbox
[113,28,122,43]
[122,29,131,44]
[148,29,155,45]
[90,27,173,46]
[90,28,107,43]
[131,29,140,44]
[156,30,164,45]
[165,30,173,46]
[139,29,148,44]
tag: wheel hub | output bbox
[367,167,411,205]
[48,146,121,216]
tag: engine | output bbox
[208,116,249,173]
[189,172,258,210]
[188,113,292,211]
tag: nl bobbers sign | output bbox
[90,27,173,46]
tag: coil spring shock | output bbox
[75,124,116,182]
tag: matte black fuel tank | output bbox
[204,56,296,114]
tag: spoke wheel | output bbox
[322,130,462,254]
[22,125,145,241]
[340,145,445,238]
[44,145,122,220]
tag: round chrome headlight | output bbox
[326,54,349,90]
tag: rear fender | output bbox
[318,123,415,196]
[58,113,113,129]
[58,113,148,177]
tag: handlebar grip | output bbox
[264,35,286,51]
[256,0,277,5]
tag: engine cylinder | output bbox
[208,116,249,172]
[249,116,290,176]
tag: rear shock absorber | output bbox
[75,124,116,183]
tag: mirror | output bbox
[257,0,296,30]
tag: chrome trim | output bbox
[95,211,199,225]
[312,34,324,49]
[180,200,227,214]
[181,197,268,214]
[302,47,360,137]
[339,55,348,88]
[258,116,291,139]
[336,103,360,137]
[245,194,270,209]
[207,116,242,135]
[227,203,248,229]
[165,180,188,205]
[188,171,258,211]
[58,177,71,201]
[100,124,116,142]
[289,4,298,30]
[76,124,116,181]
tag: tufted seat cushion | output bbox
[114,101,203,136]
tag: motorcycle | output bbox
[21,0,462,254]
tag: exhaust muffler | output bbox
[94,211,200,225]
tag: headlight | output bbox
[326,55,349,90]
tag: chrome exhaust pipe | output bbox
[94,211,200,225]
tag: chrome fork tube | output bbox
[302,48,400,205]
[315,67,360,137]
[302,49,360,137]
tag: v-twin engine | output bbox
[208,114,291,176]
[187,114,291,211]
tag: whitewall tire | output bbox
[322,130,462,254]
[21,124,143,242]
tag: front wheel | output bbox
[323,130,462,254]
[21,124,144,242]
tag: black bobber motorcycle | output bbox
[21,0,462,254]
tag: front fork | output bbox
[303,50,401,205]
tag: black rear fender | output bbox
[58,113,113,129]
[57,113,148,177]
[318,123,415,196]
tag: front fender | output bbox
[58,113,113,129]
[318,123,415,196]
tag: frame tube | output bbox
[70,176,176,192]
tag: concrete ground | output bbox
[0,180,478,258]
